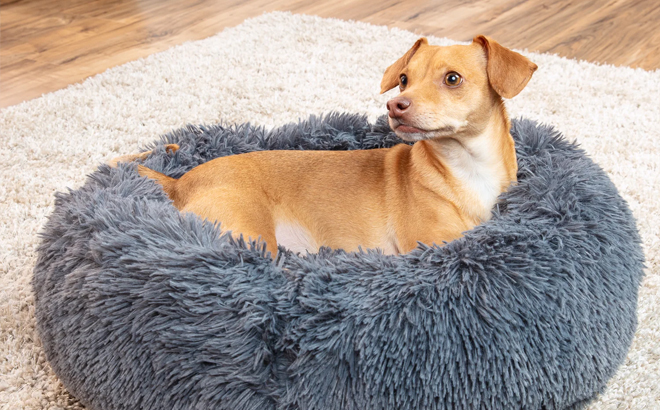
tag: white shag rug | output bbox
[1,12,658,410]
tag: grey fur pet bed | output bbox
[34,113,644,410]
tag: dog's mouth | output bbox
[390,118,427,134]
[391,119,455,140]
[394,124,427,134]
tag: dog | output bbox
[112,35,536,257]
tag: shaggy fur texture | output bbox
[33,113,643,410]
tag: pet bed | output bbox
[33,113,644,410]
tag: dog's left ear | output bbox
[473,35,538,99]
[380,38,428,94]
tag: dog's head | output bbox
[381,35,537,141]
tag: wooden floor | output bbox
[2,0,660,108]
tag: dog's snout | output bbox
[387,97,411,118]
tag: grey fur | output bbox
[33,113,644,410]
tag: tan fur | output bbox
[107,144,180,168]
[112,36,537,257]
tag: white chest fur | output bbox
[436,132,506,221]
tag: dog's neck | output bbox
[411,104,517,223]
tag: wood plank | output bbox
[1,0,659,108]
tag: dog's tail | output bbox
[137,165,179,202]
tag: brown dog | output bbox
[115,35,536,256]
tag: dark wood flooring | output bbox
[2,0,659,108]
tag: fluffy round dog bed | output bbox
[34,113,644,410]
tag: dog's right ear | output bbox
[380,38,428,94]
[473,35,537,99]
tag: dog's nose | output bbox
[387,97,412,118]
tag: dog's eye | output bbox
[399,74,408,89]
[444,72,462,87]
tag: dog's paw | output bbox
[107,144,180,168]
[164,144,180,154]
[107,152,146,168]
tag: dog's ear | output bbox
[380,38,428,94]
[473,35,537,99]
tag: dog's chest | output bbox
[446,143,502,220]
[460,162,500,216]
